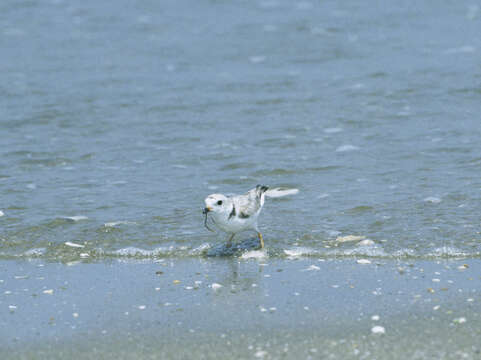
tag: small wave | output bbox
[62,216,88,222]
[64,241,85,248]
[1,242,480,262]
[336,144,360,152]
[300,264,321,271]
[328,246,388,258]
[391,248,417,257]
[190,243,211,255]
[23,248,46,257]
[0,248,46,259]
[429,246,472,258]
[324,127,343,134]
[104,221,136,227]
[112,247,172,257]
[423,197,442,204]
[284,247,317,258]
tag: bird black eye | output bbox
[217,200,223,205]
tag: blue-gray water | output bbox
[1,0,481,261]
[2,258,481,359]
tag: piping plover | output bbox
[203,185,299,249]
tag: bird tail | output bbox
[264,187,299,198]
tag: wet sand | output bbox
[1,257,480,359]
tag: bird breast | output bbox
[212,211,257,233]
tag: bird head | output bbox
[203,194,229,216]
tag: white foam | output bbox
[113,247,167,257]
[211,283,222,290]
[453,317,467,324]
[108,180,127,185]
[254,350,268,358]
[284,247,316,258]
[431,246,469,258]
[301,264,320,271]
[23,248,46,257]
[336,144,360,152]
[357,259,371,265]
[0,210,4,217]
[392,248,417,257]
[333,246,387,258]
[63,216,88,222]
[64,242,85,248]
[104,221,135,227]
[336,235,365,243]
[423,197,441,204]
[241,250,266,259]
[324,128,342,134]
[371,325,385,334]
[358,239,375,246]
[191,243,211,254]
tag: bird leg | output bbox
[226,234,235,248]
[257,232,264,249]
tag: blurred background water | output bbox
[1,0,481,260]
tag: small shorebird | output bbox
[203,185,299,249]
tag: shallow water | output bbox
[1,258,480,359]
[1,0,481,261]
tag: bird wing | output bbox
[232,186,266,218]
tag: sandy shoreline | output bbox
[1,257,480,359]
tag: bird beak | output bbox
[203,207,212,214]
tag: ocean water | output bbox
[1,0,481,261]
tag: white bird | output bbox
[203,185,299,249]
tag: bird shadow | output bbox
[205,236,262,257]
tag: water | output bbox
[1,0,481,261]
[2,258,481,359]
